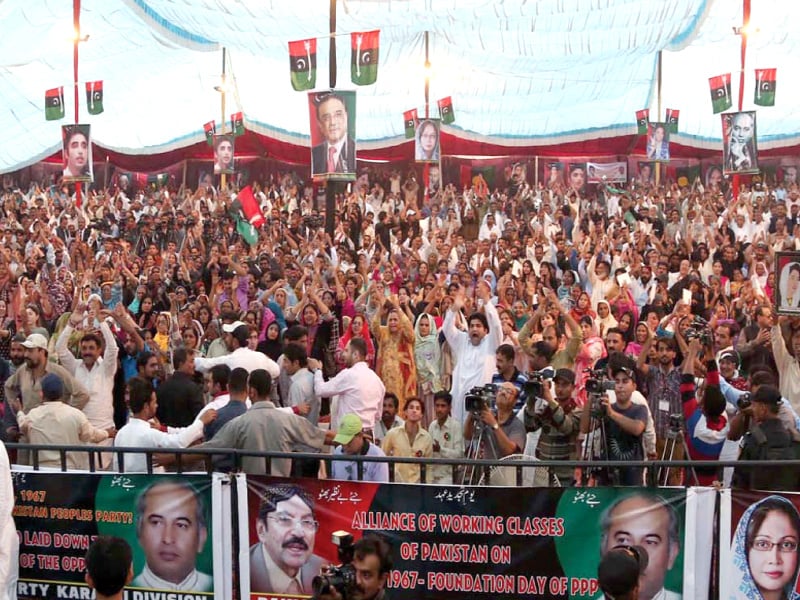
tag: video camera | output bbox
[465,384,497,414]
[736,392,751,411]
[683,315,714,346]
[522,372,547,399]
[585,368,615,419]
[312,531,356,599]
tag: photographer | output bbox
[731,385,800,491]
[316,535,392,600]
[679,339,729,485]
[580,358,648,486]
[523,368,581,486]
[464,382,526,463]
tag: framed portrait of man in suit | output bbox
[775,252,800,315]
[309,90,357,181]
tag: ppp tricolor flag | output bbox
[230,186,265,246]
[289,38,317,91]
[754,68,776,106]
[635,109,650,134]
[403,108,418,139]
[231,112,245,137]
[45,87,65,121]
[437,96,455,124]
[709,73,732,114]
[85,81,103,115]
[203,120,216,146]
[666,108,680,133]
[351,30,379,86]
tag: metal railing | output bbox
[7,443,800,488]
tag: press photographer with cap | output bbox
[731,384,800,491]
[523,368,582,486]
[597,545,649,600]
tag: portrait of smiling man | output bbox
[250,484,328,595]
[310,91,356,176]
[132,480,212,592]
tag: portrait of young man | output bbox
[309,91,357,177]
[62,124,93,182]
[213,134,235,175]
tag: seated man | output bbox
[330,414,389,482]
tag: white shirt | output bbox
[428,416,465,484]
[442,301,503,424]
[313,361,385,430]
[56,322,118,429]
[194,347,280,378]
[132,564,212,593]
[113,417,204,472]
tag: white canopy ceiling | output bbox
[1,0,798,172]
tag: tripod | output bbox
[461,412,500,486]
[580,397,618,486]
[657,421,698,487]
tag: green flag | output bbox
[236,217,258,246]
[289,38,317,91]
[351,30,379,86]
[45,87,65,121]
[86,81,104,115]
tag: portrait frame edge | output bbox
[774,251,800,316]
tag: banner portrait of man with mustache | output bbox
[250,484,329,595]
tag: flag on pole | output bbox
[45,87,65,121]
[233,185,266,229]
[709,74,732,114]
[236,218,259,246]
[665,108,680,133]
[351,30,380,86]
[289,38,317,91]
[85,81,104,115]
[754,68,776,106]
[203,121,216,146]
[635,109,650,134]
[403,109,418,139]
[231,112,244,137]
[438,96,455,124]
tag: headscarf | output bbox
[482,269,497,294]
[337,312,375,367]
[595,300,618,334]
[414,312,442,392]
[729,495,800,600]
[257,321,283,362]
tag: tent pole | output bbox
[325,0,337,239]
[182,160,187,190]
[73,0,82,208]
[534,156,539,188]
[220,47,227,191]
[655,50,662,186]
[424,31,430,118]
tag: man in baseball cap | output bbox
[523,367,581,486]
[329,414,388,482]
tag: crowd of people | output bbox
[0,161,799,489]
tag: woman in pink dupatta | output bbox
[574,315,608,407]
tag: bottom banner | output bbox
[13,472,221,600]
[240,476,702,600]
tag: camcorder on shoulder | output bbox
[465,384,497,414]
[312,531,356,600]
[736,392,751,411]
